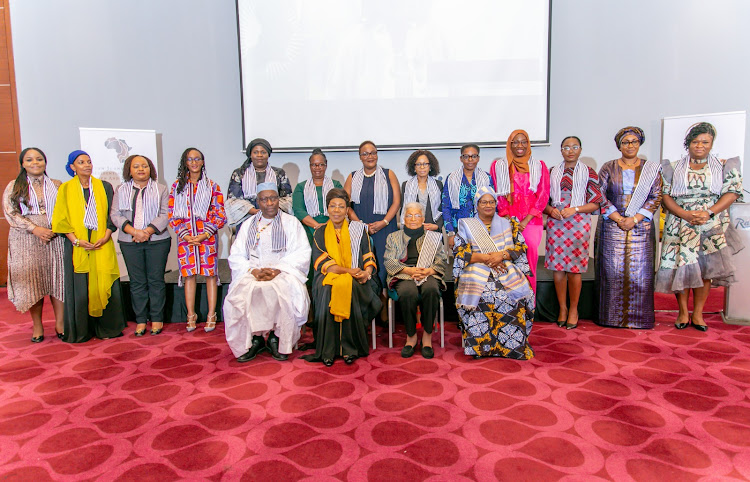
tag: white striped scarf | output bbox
[414,230,442,286]
[303,177,334,217]
[82,183,99,230]
[669,154,723,198]
[493,157,542,196]
[401,175,441,225]
[172,177,212,221]
[242,164,277,199]
[348,220,366,268]
[351,166,388,215]
[117,179,160,229]
[624,160,662,217]
[245,212,286,254]
[19,175,57,225]
[550,161,589,208]
[447,168,491,209]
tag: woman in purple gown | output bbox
[596,127,663,329]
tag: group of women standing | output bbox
[4,147,226,343]
[4,122,743,357]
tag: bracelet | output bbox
[382,218,389,225]
[74,238,80,247]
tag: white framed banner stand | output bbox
[723,202,750,325]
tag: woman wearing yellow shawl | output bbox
[301,188,382,367]
[52,150,125,342]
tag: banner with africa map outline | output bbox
[79,127,158,192]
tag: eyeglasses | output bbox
[186,157,203,163]
[620,140,641,147]
[404,213,423,219]
[414,162,430,168]
[310,163,327,168]
[360,151,377,158]
[258,195,279,203]
[511,140,529,147]
[460,154,479,161]
[477,200,497,206]
[561,146,581,152]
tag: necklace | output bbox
[620,158,639,168]
[363,170,376,178]
[256,221,272,239]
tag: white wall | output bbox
[10,0,750,254]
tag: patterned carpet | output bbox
[1,287,749,481]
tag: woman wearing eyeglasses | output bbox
[400,150,443,232]
[543,137,603,329]
[656,122,743,331]
[596,127,662,329]
[345,140,401,287]
[384,202,447,358]
[453,187,535,359]
[168,148,227,332]
[490,130,550,293]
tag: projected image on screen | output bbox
[237,0,550,150]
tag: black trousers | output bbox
[120,239,171,323]
[393,277,441,336]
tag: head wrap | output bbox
[245,138,272,159]
[474,186,497,211]
[614,126,645,148]
[66,150,89,177]
[506,129,532,174]
[256,182,278,194]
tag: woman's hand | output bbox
[548,208,563,220]
[423,223,439,231]
[368,220,387,234]
[560,207,577,218]
[132,229,151,243]
[689,210,710,226]
[32,226,55,243]
[351,267,370,284]
[91,230,112,249]
[617,217,636,231]
[486,251,508,269]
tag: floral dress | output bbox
[656,157,743,291]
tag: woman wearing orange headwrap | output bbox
[489,130,550,293]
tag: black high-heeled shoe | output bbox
[55,330,64,340]
[31,335,44,343]
[675,315,691,330]
[323,358,334,367]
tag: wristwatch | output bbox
[707,208,716,218]
[574,206,579,213]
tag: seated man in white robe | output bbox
[224,182,311,362]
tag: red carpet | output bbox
[1,287,749,480]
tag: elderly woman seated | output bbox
[384,202,447,358]
[453,186,535,359]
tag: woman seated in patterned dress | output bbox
[453,186,535,359]
[167,147,227,332]
[543,136,602,329]
[656,122,743,331]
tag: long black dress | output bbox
[302,224,382,362]
[62,181,126,342]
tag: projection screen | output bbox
[237,0,551,151]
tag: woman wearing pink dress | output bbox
[490,129,550,293]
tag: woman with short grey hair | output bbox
[384,202,447,358]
